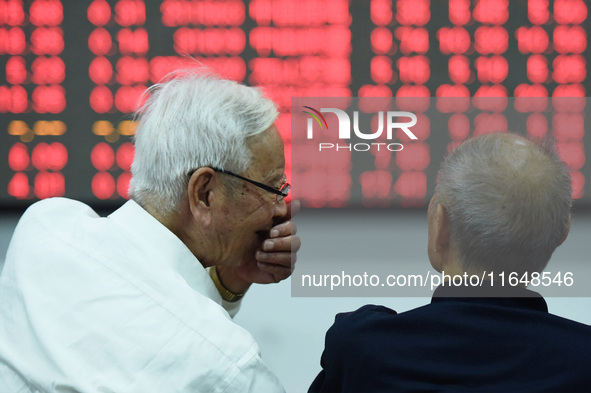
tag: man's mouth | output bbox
[256,230,269,244]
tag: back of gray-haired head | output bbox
[435,133,572,275]
[129,70,278,215]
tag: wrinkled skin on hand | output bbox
[217,200,302,293]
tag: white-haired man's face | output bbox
[210,125,289,268]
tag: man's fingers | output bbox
[262,235,301,253]
[251,203,300,285]
[269,221,297,239]
[256,249,294,265]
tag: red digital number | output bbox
[115,85,147,113]
[174,27,245,56]
[249,57,349,85]
[89,56,113,85]
[248,0,272,26]
[371,56,393,84]
[114,0,146,26]
[90,85,114,113]
[396,0,430,26]
[92,172,115,200]
[372,147,392,170]
[395,27,429,54]
[360,170,392,201]
[0,85,28,113]
[552,85,585,100]
[436,87,470,112]
[195,57,246,82]
[88,0,111,26]
[437,27,470,55]
[32,142,49,171]
[32,85,66,113]
[117,28,149,55]
[474,114,508,135]
[117,172,132,199]
[397,56,430,84]
[436,85,470,98]
[31,56,65,84]
[394,171,427,200]
[396,143,430,171]
[516,26,549,54]
[116,142,135,171]
[526,113,548,138]
[8,173,30,199]
[91,143,115,171]
[448,55,470,84]
[527,55,548,83]
[30,27,64,55]
[474,26,508,55]
[116,56,149,85]
[30,0,63,26]
[553,113,584,141]
[163,0,245,26]
[88,28,112,56]
[0,27,26,55]
[448,113,470,140]
[358,84,392,98]
[473,86,508,111]
[473,0,509,24]
[514,83,548,98]
[8,143,30,171]
[371,0,392,25]
[396,86,430,103]
[553,26,587,54]
[251,26,351,57]
[0,0,25,26]
[6,56,27,84]
[554,0,587,24]
[556,142,585,170]
[34,172,65,199]
[371,27,393,55]
[449,0,470,25]
[528,0,549,24]
[514,91,548,112]
[475,56,508,84]
[32,142,68,171]
[553,55,586,84]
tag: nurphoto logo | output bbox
[302,106,418,152]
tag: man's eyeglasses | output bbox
[212,168,290,202]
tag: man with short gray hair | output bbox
[310,132,591,392]
[0,70,299,392]
[430,133,572,280]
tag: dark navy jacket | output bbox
[309,285,591,393]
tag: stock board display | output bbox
[0,0,589,208]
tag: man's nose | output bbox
[273,198,288,218]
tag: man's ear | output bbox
[558,215,571,246]
[187,168,216,225]
[435,204,451,253]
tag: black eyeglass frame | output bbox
[212,168,290,200]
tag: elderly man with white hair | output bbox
[0,71,300,392]
[309,132,591,392]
